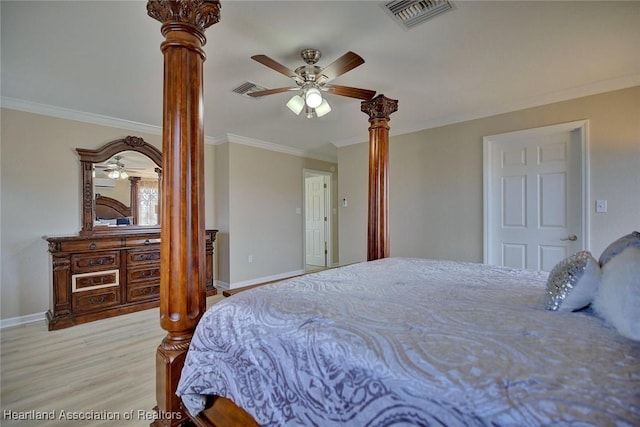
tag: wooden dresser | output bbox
[45,229,217,330]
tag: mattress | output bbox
[178,257,640,426]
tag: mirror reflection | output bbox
[93,150,160,227]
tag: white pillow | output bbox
[544,251,601,312]
[592,246,640,341]
[598,231,640,267]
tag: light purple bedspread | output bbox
[178,258,640,426]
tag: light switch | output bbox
[341,198,348,208]
[295,207,302,214]
[596,200,607,213]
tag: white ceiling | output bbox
[2,1,639,162]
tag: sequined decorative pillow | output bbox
[599,231,640,267]
[544,251,601,312]
[593,246,640,341]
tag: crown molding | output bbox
[331,133,370,148]
[332,74,640,147]
[1,96,163,136]
[212,133,336,163]
[1,97,333,161]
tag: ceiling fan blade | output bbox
[251,55,303,83]
[247,87,297,97]
[318,51,365,82]
[324,84,376,101]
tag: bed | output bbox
[94,195,133,225]
[144,2,639,426]
[178,257,640,426]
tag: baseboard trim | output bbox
[0,270,305,328]
[229,269,305,290]
[215,279,230,290]
[0,312,46,329]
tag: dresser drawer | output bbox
[73,287,121,313]
[72,269,119,292]
[45,230,214,330]
[127,265,161,285]
[71,252,120,273]
[59,238,123,253]
[125,237,161,248]
[127,283,160,302]
[127,249,161,265]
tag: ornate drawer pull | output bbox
[88,276,108,286]
[88,258,105,266]
[88,295,106,305]
[144,239,151,245]
[88,242,97,250]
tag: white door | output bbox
[305,175,327,267]
[484,121,588,271]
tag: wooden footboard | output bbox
[189,396,259,427]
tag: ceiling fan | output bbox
[248,49,376,118]
[95,155,144,180]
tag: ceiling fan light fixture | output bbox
[106,155,129,180]
[305,87,322,108]
[314,98,331,117]
[286,94,305,115]
[249,49,372,119]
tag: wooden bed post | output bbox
[147,1,221,426]
[361,94,398,261]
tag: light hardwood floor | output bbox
[1,294,225,426]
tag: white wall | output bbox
[339,86,640,264]
[95,178,131,206]
[214,142,230,285]
[336,142,368,265]
[216,142,338,288]
[0,107,339,321]
[0,109,216,321]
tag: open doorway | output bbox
[303,169,332,271]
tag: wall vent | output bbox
[384,0,453,30]
[232,81,268,98]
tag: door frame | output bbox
[482,120,591,265]
[303,169,332,268]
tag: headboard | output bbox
[95,195,131,220]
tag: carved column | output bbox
[361,95,398,261]
[147,1,221,425]
[46,249,72,330]
[80,161,94,235]
[129,177,141,225]
[155,167,163,224]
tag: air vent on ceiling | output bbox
[232,81,268,98]
[385,0,453,30]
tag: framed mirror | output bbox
[77,136,162,235]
